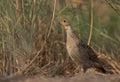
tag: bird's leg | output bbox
[83,65,88,73]
[78,65,84,72]
[79,65,85,73]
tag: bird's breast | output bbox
[66,41,79,56]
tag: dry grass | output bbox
[0,0,120,77]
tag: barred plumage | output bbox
[60,19,106,73]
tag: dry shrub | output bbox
[0,0,120,77]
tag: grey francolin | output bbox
[60,19,106,73]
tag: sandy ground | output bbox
[0,72,120,82]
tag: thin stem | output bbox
[21,0,57,74]
[105,0,120,16]
[88,0,94,45]
[47,0,56,38]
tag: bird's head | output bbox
[60,19,71,30]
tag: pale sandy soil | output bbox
[0,72,120,82]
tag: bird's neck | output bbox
[66,26,76,39]
[66,25,73,33]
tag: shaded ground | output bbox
[0,72,120,82]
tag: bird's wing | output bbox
[78,39,98,61]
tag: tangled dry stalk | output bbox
[0,0,120,77]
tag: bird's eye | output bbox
[64,20,66,22]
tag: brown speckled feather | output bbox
[60,18,120,74]
[78,40,98,61]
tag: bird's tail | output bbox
[95,55,120,74]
